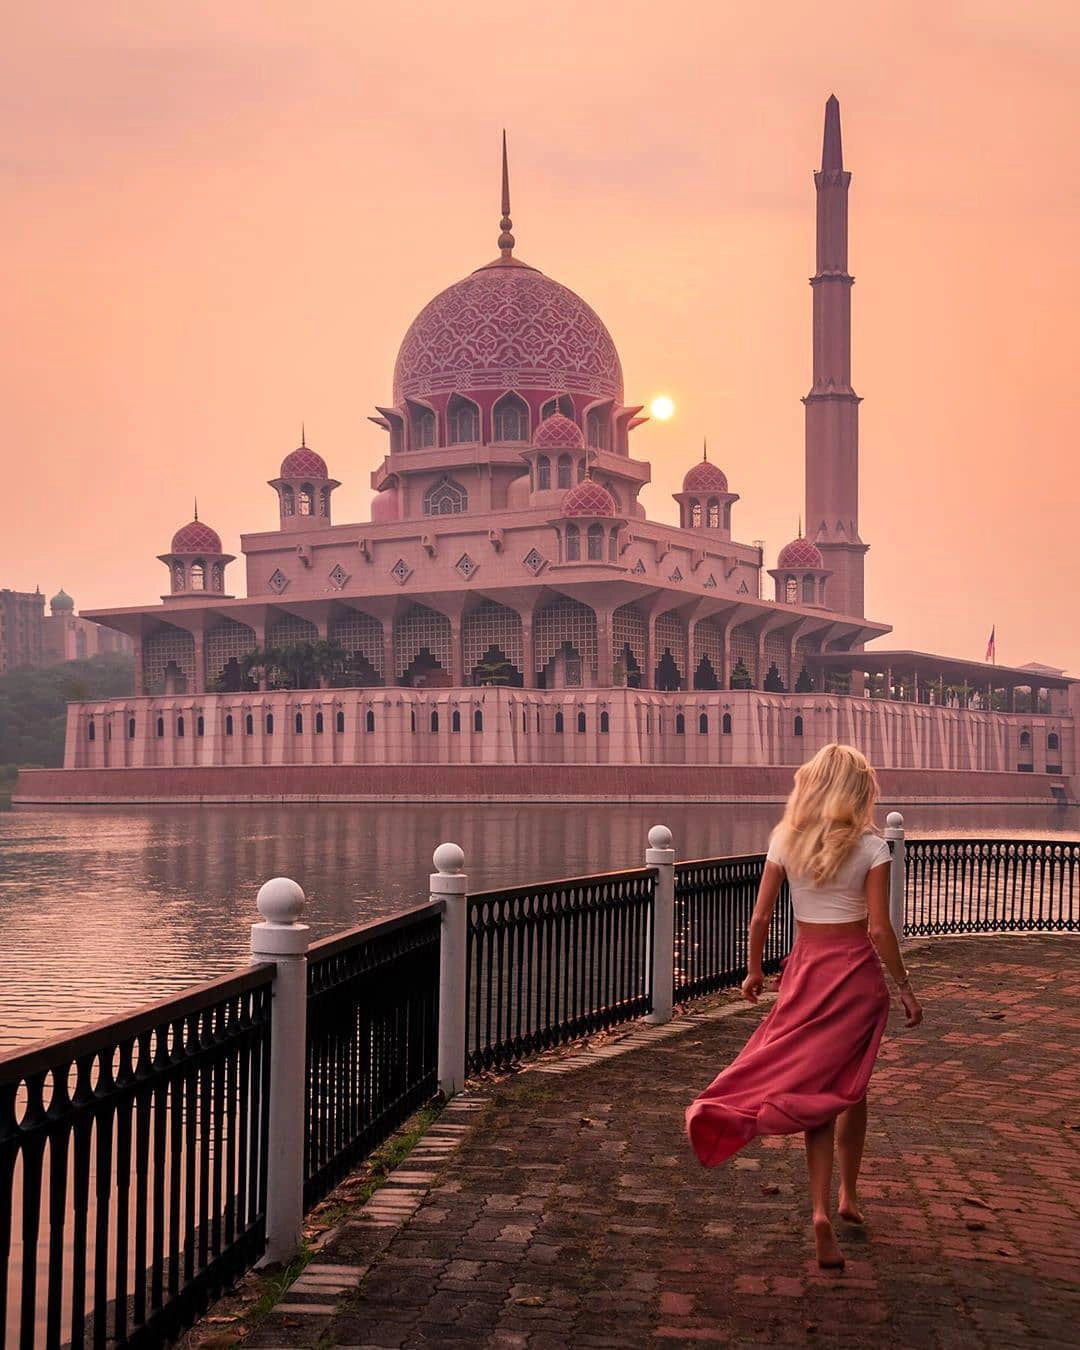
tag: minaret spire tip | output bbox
[822,93,843,173]
[498,129,515,258]
[703,436,708,462]
[301,421,306,448]
[194,497,199,522]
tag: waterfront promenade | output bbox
[232,934,1079,1350]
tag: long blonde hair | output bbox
[772,743,880,885]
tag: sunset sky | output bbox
[4,2,1079,672]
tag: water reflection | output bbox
[1,801,1076,1052]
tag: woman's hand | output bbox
[899,985,923,1028]
[741,971,764,1004]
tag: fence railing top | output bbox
[307,900,444,964]
[468,865,656,908]
[675,852,769,872]
[0,961,276,1084]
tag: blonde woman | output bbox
[686,744,923,1270]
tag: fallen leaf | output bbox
[515,1295,545,1307]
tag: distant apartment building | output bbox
[0,589,45,673]
[0,587,133,673]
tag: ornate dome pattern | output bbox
[171,520,223,555]
[777,537,824,570]
[393,261,624,404]
[562,480,617,518]
[50,588,74,612]
[682,460,729,494]
[280,446,328,479]
[532,412,585,450]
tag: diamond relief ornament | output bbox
[390,558,412,586]
[328,563,349,589]
[456,553,478,580]
[268,569,289,594]
[522,549,546,576]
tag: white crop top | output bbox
[765,829,891,923]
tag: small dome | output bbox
[50,588,74,613]
[682,459,729,494]
[280,445,329,479]
[562,479,616,518]
[171,520,223,554]
[532,413,585,451]
[370,490,400,524]
[777,537,824,570]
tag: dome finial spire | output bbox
[194,497,199,522]
[301,421,306,448]
[798,514,802,538]
[498,129,515,258]
[703,436,708,462]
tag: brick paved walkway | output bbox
[245,936,1080,1349]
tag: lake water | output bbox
[1,800,1077,1053]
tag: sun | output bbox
[650,395,675,421]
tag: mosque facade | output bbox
[23,100,1076,804]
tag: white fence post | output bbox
[431,842,468,1097]
[645,824,675,1025]
[885,811,906,943]
[251,876,310,1267]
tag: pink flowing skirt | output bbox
[685,930,890,1167]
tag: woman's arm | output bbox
[742,860,784,1002]
[865,862,923,1027]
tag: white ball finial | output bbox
[433,842,465,875]
[648,824,673,850]
[886,811,904,829]
[256,876,306,925]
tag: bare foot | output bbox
[813,1216,845,1269]
[837,1192,865,1225]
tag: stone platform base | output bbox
[12,763,1074,806]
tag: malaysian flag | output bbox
[985,626,996,663]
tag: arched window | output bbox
[802,575,816,604]
[691,501,702,529]
[265,713,274,734]
[156,716,165,738]
[196,715,205,737]
[1019,730,1031,748]
[211,562,224,592]
[587,523,604,560]
[410,403,436,448]
[722,713,732,734]
[245,713,253,735]
[319,486,331,517]
[452,709,461,732]
[88,719,95,742]
[172,562,185,591]
[577,710,587,734]
[599,710,609,734]
[785,576,798,604]
[365,709,375,733]
[225,714,234,736]
[537,455,551,490]
[281,485,295,516]
[448,394,480,445]
[565,524,581,561]
[707,500,720,529]
[557,454,572,489]
[586,408,609,450]
[190,561,206,591]
[699,712,709,734]
[315,711,324,734]
[295,712,304,734]
[609,528,618,562]
[554,711,564,734]
[335,711,345,733]
[177,716,185,738]
[424,477,468,516]
[474,709,483,732]
[541,395,573,420]
[794,715,804,737]
[128,716,136,739]
[675,713,686,735]
[1048,732,1060,751]
[492,392,528,442]
[577,459,586,483]
[298,484,314,516]
[430,710,439,733]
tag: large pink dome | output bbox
[280,446,328,479]
[171,520,222,554]
[777,537,824,570]
[562,480,617,518]
[682,460,729,494]
[393,259,623,405]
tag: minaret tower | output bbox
[803,95,868,617]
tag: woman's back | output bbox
[766,829,890,923]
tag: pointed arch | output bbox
[463,600,523,685]
[424,476,468,515]
[395,603,452,685]
[535,596,597,686]
[447,393,480,445]
[492,392,529,442]
[407,399,437,449]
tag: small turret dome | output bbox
[50,588,74,613]
[532,412,585,451]
[280,445,329,479]
[682,459,729,494]
[562,479,616,518]
[777,537,824,570]
[171,520,223,554]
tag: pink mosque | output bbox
[20,99,1077,805]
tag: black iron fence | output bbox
[304,906,441,1210]
[904,839,1080,936]
[465,868,655,1074]
[0,966,273,1350]
[673,854,794,1002]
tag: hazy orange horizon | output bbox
[4,2,1079,672]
